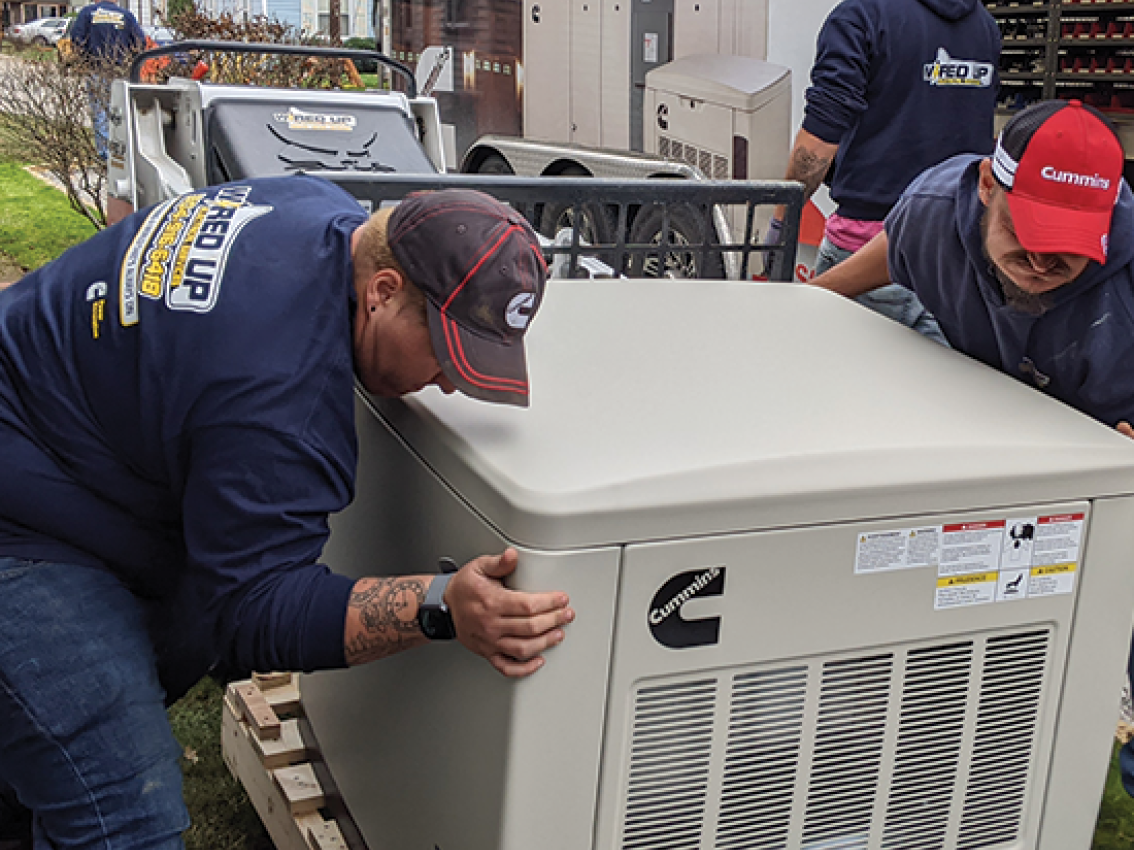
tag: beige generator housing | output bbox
[303,280,1134,850]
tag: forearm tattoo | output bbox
[345,577,427,664]
[788,145,835,201]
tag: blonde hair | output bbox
[355,207,427,324]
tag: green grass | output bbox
[1094,743,1134,849]
[0,42,58,62]
[0,159,96,271]
[168,678,272,850]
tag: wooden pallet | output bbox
[221,673,363,850]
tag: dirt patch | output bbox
[0,251,26,288]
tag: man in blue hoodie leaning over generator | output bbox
[767,0,1001,341]
[0,180,574,848]
[810,97,1134,792]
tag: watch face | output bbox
[420,607,456,640]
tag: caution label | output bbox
[1029,562,1077,597]
[854,512,1085,610]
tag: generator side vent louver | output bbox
[617,627,1051,850]
[622,679,717,850]
[715,666,808,849]
[800,654,893,849]
[881,642,973,850]
[658,135,729,179]
[957,630,1049,850]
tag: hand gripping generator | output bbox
[303,280,1134,850]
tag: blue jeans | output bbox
[0,558,189,848]
[1121,634,1134,797]
[815,236,949,347]
[85,78,109,161]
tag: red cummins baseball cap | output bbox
[990,99,1124,264]
[388,189,548,407]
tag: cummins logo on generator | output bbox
[647,566,726,649]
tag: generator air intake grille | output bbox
[622,679,717,850]
[957,630,1049,849]
[881,642,973,849]
[801,654,892,848]
[617,628,1052,850]
[658,135,729,179]
[716,667,807,849]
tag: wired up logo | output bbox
[647,566,726,649]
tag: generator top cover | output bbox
[367,280,1134,549]
[645,54,790,112]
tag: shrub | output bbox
[344,36,377,72]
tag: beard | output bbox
[980,210,1055,317]
[995,269,1053,316]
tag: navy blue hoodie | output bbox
[803,0,1001,222]
[70,0,144,60]
[0,176,366,694]
[887,155,1134,427]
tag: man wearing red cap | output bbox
[811,97,1134,794]
[0,177,572,847]
[812,99,1132,432]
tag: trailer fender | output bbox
[463,145,514,175]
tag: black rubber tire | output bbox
[536,166,617,260]
[626,202,726,279]
[32,35,47,46]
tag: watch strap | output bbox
[424,571,454,610]
[418,569,457,640]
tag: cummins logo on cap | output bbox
[1040,166,1110,190]
[505,292,535,329]
[648,566,725,649]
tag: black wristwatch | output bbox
[418,558,458,640]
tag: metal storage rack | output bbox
[987,0,1134,156]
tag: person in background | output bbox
[768,0,1000,342]
[70,0,145,159]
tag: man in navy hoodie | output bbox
[70,0,144,60]
[812,97,1134,790]
[769,0,1000,341]
[0,179,573,848]
[70,0,145,160]
[813,99,1132,431]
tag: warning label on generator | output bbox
[854,526,942,573]
[854,513,1084,609]
[935,571,998,608]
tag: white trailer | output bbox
[384,0,838,279]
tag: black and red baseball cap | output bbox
[388,189,548,407]
[990,99,1124,264]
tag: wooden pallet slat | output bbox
[252,671,295,690]
[295,812,348,849]
[253,717,308,769]
[222,674,363,850]
[273,763,325,816]
[232,681,282,740]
